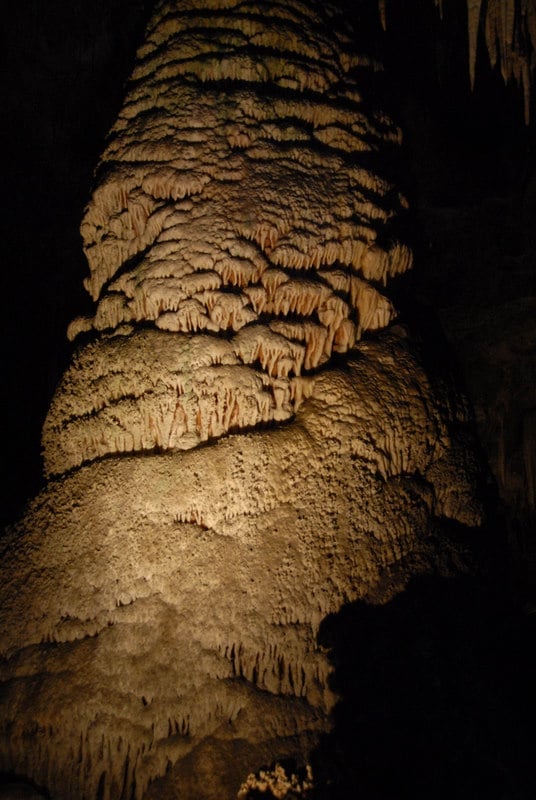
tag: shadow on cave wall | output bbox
[312,574,536,800]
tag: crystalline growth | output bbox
[42,0,412,477]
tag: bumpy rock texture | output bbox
[1,331,484,800]
[42,0,412,478]
[0,2,486,799]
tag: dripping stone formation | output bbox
[42,0,412,477]
[0,2,485,799]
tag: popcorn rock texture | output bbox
[0,2,487,799]
[237,763,314,798]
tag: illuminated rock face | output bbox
[41,0,412,478]
[0,2,485,799]
[0,331,484,800]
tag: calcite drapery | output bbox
[1,2,485,799]
[42,0,411,478]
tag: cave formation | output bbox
[1,1,535,799]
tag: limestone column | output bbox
[0,3,485,798]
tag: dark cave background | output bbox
[0,1,535,797]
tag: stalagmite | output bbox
[1,2,487,799]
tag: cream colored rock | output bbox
[1,330,483,800]
[1,2,487,799]
[42,0,412,477]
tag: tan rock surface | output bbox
[1,329,483,799]
[43,0,411,478]
[0,2,487,798]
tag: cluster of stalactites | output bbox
[477,0,535,123]
[380,0,536,123]
[458,0,535,121]
[48,0,412,475]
